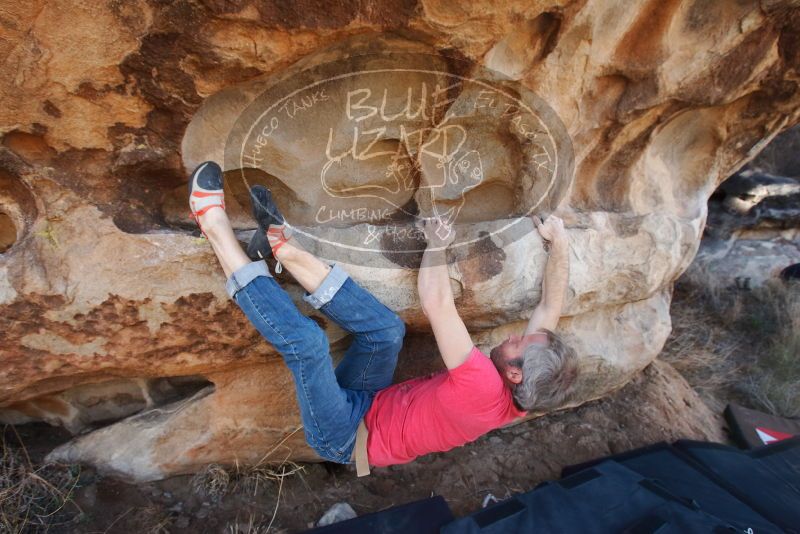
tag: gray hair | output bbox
[511,329,579,412]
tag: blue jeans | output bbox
[226,261,405,463]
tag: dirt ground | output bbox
[9,353,728,533]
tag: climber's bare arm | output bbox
[417,218,474,370]
[525,215,570,335]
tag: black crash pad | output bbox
[304,495,453,534]
[675,438,800,533]
[442,460,738,533]
[562,442,781,533]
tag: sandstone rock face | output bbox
[1,0,799,481]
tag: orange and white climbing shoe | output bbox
[247,185,291,273]
[188,161,225,238]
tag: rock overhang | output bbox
[0,1,798,481]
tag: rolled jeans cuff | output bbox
[303,263,349,309]
[226,261,271,299]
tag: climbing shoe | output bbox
[247,185,292,272]
[188,161,225,238]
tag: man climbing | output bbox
[188,161,578,475]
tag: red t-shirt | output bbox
[364,346,527,467]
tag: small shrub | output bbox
[191,463,232,500]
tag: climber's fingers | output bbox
[418,216,455,247]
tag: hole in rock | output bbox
[0,168,38,253]
[2,130,56,164]
[704,124,800,238]
[76,375,214,430]
[0,376,215,435]
[0,212,16,253]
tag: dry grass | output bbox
[190,428,306,533]
[734,282,800,417]
[139,504,174,534]
[225,512,277,534]
[191,460,302,534]
[236,459,305,498]
[190,427,305,501]
[661,300,741,399]
[0,426,81,533]
[664,268,800,417]
[191,460,304,499]
[97,504,174,534]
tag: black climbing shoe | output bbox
[246,185,288,261]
